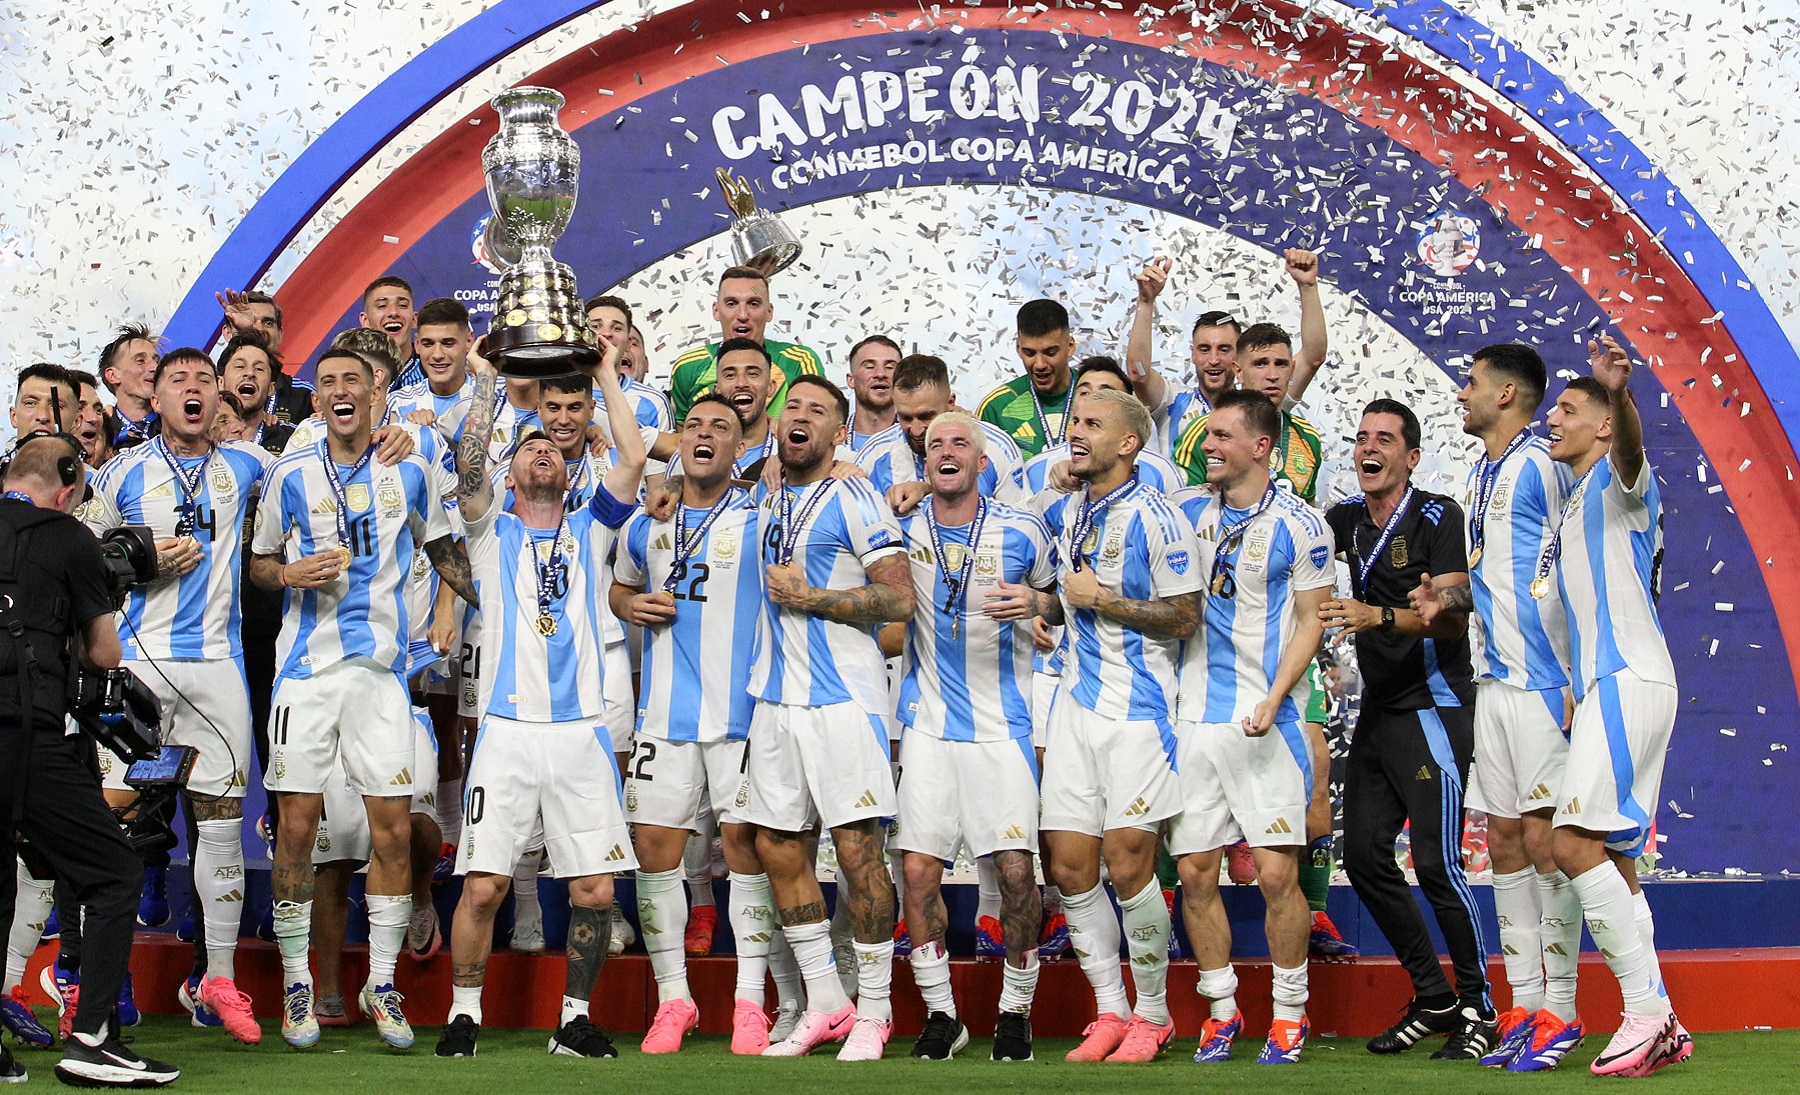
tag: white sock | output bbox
[853,939,895,1022]
[1569,863,1663,1016]
[1271,962,1308,1022]
[437,777,463,852]
[1118,882,1171,1024]
[561,994,586,1025]
[1492,866,1545,1014]
[782,920,850,1014]
[636,868,690,1002]
[1538,869,1583,1022]
[512,851,542,923]
[770,927,805,1011]
[273,900,313,984]
[450,984,483,1024]
[1197,964,1240,1021]
[5,864,53,992]
[911,939,955,1017]
[1061,884,1129,1020]
[193,818,245,981]
[1041,885,1063,914]
[999,951,1040,1016]
[728,872,774,1006]
[363,893,411,989]
[975,857,1002,923]
[683,833,715,907]
[1631,889,1667,1004]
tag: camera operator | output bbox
[0,433,178,1087]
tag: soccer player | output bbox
[1540,338,1686,1075]
[434,342,648,1060]
[979,299,1076,459]
[1167,389,1333,1065]
[85,349,275,1045]
[388,297,475,424]
[668,267,824,420]
[1032,388,1201,1063]
[884,412,1057,1061]
[1019,358,1185,495]
[360,276,420,388]
[96,324,161,449]
[216,288,316,425]
[743,375,914,1060]
[1126,250,1326,456]
[69,369,117,469]
[1319,400,1493,1058]
[611,394,771,1055]
[858,354,1027,505]
[1411,343,1585,1070]
[1169,321,1323,496]
[249,348,473,1051]
[657,339,780,482]
[587,295,674,435]
[845,335,900,451]
[216,336,295,453]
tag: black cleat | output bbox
[1431,1006,1499,1060]
[1367,998,1459,1054]
[2,1043,26,1085]
[549,1016,617,1058]
[54,1036,179,1088]
[910,1012,969,1060]
[435,1014,480,1058]
[991,1011,1034,1062]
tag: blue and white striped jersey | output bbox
[1553,456,1675,699]
[1162,389,1212,460]
[895,500,1057,742]
[855,422,1028,504]
[387,374,474,425]
[465,485,637,722]
[748,476,906,712]
[1464,438,1574,689]
[1034,477,1203,724]
[252,441,452,679]
[615,489,763,743]
[1019,442,1183,496]
[86,440,272,661]
[1172,486,1335,724]
[597,375,673,434]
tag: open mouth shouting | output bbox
[785,422,813,447]
[691,441,718,463]
[180,398,206,427]
[236,379,261,403]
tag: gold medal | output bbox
[951,617,960,641]
[1210,572,1228,597]
[1529,576,1550,600]
[536,613,558,636]
[334,544,353,569]
[1468,544,1482,569]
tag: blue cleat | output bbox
[892,920,912,958]
[116,972,140,1028]
[137,866,170,928]
[39,908,59,944]
[1507,1011,1584,1072]
[1037,913,1070,959]
[1480,1006,1536,1067]
[1192,1012,1242,1063]
[1,985,54,1048]
[1257,1017,1308,1065]
[1308,911,1359,961]
[179,974,223,1030]
[974,916,1004,961]
[282,983,321,1048]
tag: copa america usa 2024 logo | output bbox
[1415,209,1480,277]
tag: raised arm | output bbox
[1285,248,1329,403]
[1590,334,1645,486]
[590,342,646,499]
[457,345,500,522]
[1126,258,1172,413]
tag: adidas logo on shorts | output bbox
[604,844,627,862]
[389,768,412,786]
[1528,782,1554,801]
[1002,824,1027,840]
[1562,796,1582,814]
[854,790,879,809]
[1123,797,1149,817]
[1265,817,1293,835]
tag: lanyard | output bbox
[1067,472,1137,572]
[1468,430,1531,567]
[663,491,735,594]
[4,491,33,504]
[152,436,212,537]
[316,437,375,562]
[776,477,835,567]
[1269,413,1293,483]
[1031,384,1069,450]
[925,496,988,641]
[1353,486,1415,595]
[1208,482,1279,596]
[565,453,593,511]
[1532,463,1599,600]
[533,515,569,636]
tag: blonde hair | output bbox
[1080,387,1149,457]
[925,411,986,457]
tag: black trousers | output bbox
[1341,703,1491,1009]
[0,723,139,1037]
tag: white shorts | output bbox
[892,732,1039,861]
[1030,671,1060,749]
[99,660,252,799]
[740,700,896,833]
[1039,698,1179,836]
[266,659,415,798]
[313,710,441,865]
[1470,679,1569,819]
[457,714,637,879]
[603,640,634,754]
[1556,669,1676,856]
[1166,720,1310,855]
[625,736,750,831]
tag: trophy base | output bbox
[487,256,598,379]
[487,339,601,380]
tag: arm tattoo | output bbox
[564,902,612,1001]
[248,552,286,592]
[452,960,486,989]
[1091,588,1199,639]
[804,553,915,625]
[457,371,498,512]
[1438,583,1475,613]
[424,536,477,606]
[1033,586,1065,625]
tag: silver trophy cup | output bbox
[481,86,598,377]
[717,168,802,274]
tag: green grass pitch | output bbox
[11,1016,1792,1093]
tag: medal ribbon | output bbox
[152,436,213,537]
[1030,384,1070,450]
[534,514,569,627]
[316,437,376,554]
[1208,482,1280,593]
[1353,486,1415,595]
[663,490,736,594]
[776,477,836,567]
[1470,430,1532,562]
[1068,472,1138,572]
[1534,463,1600,595]
[925,496,988,628]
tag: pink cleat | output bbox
[1106,1014,1175,1062]
[761,1003,855,1057]
[639,998,699,1055]
[1065,1013,1130,1062]
[198,975,262,1045]
[730,999,771,1055]
[1591,1011,1673,1077]
[836,1015,893,1061]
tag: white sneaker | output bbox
[769,999,805,1044]
[836,1015,894,1061]
[608,904,636,957]
[511,915,545,954]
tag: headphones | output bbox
[1,431,89,497]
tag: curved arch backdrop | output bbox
[181,0,1799,872]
